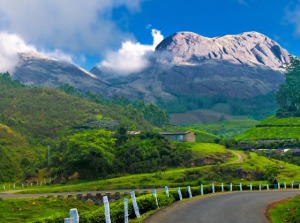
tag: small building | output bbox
[161,131,196,142]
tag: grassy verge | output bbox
[0,196,99,223]
[185,119,258,139]
[268,195,300,223]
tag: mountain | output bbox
[13,52,112,95]
[9,31,291,122]
[91,31,289,121]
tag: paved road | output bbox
[0,188,166,199]
[144,190,300,223]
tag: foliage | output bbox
[0,196,98,223]
[50,130,192,180]
[276,57,300,117]
[269,195,300,223]
[32,193,173,223]
[186,120,259,139]
[59,84,169,127]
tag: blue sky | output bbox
[0,0,299,73]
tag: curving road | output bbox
[144,190,300,223]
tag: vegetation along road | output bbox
[144,190,300,223]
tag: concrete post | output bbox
[130,191,140,218]
[103,196,111,223]
[230,183,232,192]
[165,186,169,197]
[200,184,204,195]
[212,183,215,193]
[240,183,242,191]
[124,198,129,223]
[187,186,192,198]
[221,183,224,192]
[250,183,252,191]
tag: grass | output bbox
[0,197,99,223]
[2,143,300,194]
[236,116,300,140]
[259,116,300,126]
[185,119,259,139]
[269,195,300,223]
[236,127,300,140]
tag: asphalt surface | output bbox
[0,188,166,199]
[144,190,300,223]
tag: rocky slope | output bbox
[13,52,111,95]
[153,31,290,70]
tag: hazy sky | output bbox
[0,0,299,72]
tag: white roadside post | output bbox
[299,182,300,189]
[124,198,129,223]
[291,181,294,189]
[64,208,79,223]
[284,182,286,189]
[177,187,182,200]
[230,183,232,192]
[267,184,269,190]
[103,196,111,223]
[240,183,242,191]
[165,186,169,197]
[200,184,204,195]
[13,183,15,189]
[221,183,224,192]
[153,189,159,207]
[250,183,252,191]
[259,183,261,191]
[187,186,192,198]
[212,183,215,194]
[131,191,141,218]
[278,183,280,189]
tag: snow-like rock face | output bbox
[154,31,290,71]
[13,52,111,95]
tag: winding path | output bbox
[144,190,300,223]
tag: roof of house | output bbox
[161,131,192,135]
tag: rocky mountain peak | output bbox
[154,31,290,71]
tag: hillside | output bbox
[0,73,158,182]
[186,119,259,139]
[237,116,300,140]
[0,124,43,182]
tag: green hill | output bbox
[0,73,158,182]
[185,119,259,139]
[237,116,300,140]
[0,124,43,182]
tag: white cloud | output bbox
[98,29,164,75]
[284,3,300,37]
[0,32,36,73]
[0,32,75,74]
[0,0,143,56]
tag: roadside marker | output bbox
[200,184,204,195]
[278,183,280,189]
[177,187,182,200]
[284,182,286,189]
[131,191,141,218]
[165,186,169,197]
[259,183,261,191]
[221,183,224,192]
[267,184,269,190]
[250,183,252,191]
[188,186,192,198]
[64,208,79,223]
[291,181,294,188]
[124,198,129,223]
[153,189,159,207]
[212,183,215,193]
[230,183,232,192]
[103,196,111,223]
[240,183,242,191]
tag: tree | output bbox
[276,56,300,116]
[66,129,116,179]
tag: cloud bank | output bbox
[0,32,75,73]
[0,0,143,56]
[98,29,164,75]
